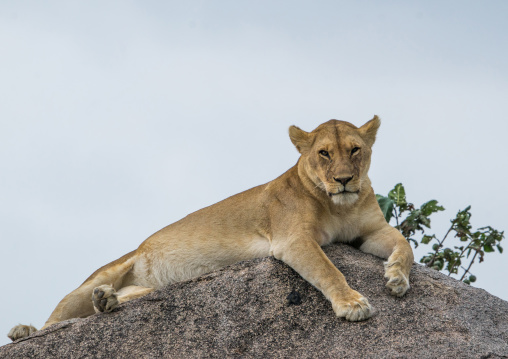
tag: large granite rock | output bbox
[1,244,507,358]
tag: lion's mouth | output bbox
[328,190,359,197]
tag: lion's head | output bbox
[289,116,381,206]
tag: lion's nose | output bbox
[333,176,353,185]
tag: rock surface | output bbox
[1,244,508,358]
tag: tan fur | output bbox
[8,116,414,340]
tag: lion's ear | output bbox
[359,115,381,147]
[289,125,311,154]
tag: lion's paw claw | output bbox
[384,265,410,297]
[92,284,119,313]
[7,324,37,341]
[332,291,372,322]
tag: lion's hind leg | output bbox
[7,251,154,341]
[92,284,154,313]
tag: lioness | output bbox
[8,116,413,341]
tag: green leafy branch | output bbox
[377,183,504,285]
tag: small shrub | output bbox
[377,183,504,284]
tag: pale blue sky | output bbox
[1,1,507,346]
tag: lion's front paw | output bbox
[332,290,372,322]
[92,284,119,313]
[7,324,37,341]
[384,262,410,297]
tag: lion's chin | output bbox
[329,191,359,206]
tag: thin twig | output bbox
[447,243,474,276]
[427,225,454,267]
[393,206,400,227]
[460,251,479,281]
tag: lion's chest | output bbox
[318,213,363,246]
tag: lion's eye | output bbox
[351,147,360,155]
[319,150,329,157]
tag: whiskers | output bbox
[315,181,327,191]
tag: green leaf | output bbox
[419,215,431,228]
[484,244,494,253]
[408,237,419,248]
[421,235,434,245]
[432,259,444,270]
[376,195,395,223]
[497,245,503,254]
[388,183,408,211]
[399,210,422,238]
[420,200,445,216]
[452,207,472,234]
